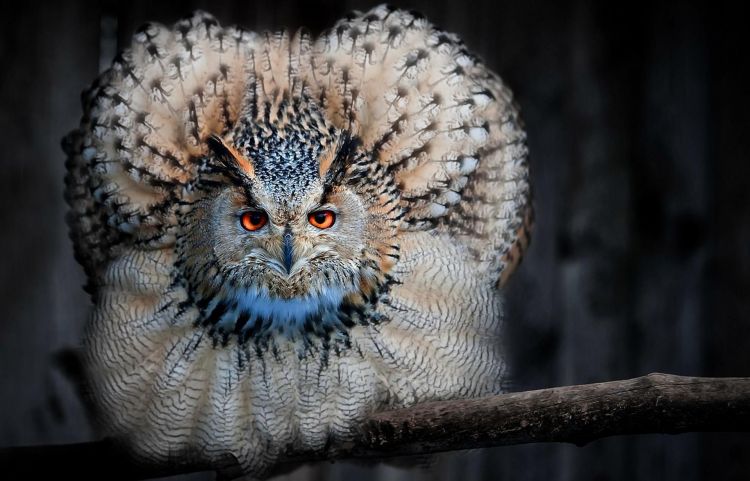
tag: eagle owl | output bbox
[63,5,531,477]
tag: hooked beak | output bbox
[282,228,294,274]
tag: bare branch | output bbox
[345,372,750,457]
[2,373,749,480]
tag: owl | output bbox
[63,5,531,477]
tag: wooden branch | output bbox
[347,372,750,456]
[2,373,748,480]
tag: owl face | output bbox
[175,101,395,343]
[190,170,368,300]
[215,178,368,294]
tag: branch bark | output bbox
[2,373,749,480]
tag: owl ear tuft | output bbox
[320,133,359,185]
[207,134,256,180]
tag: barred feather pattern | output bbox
[63,5,531,476]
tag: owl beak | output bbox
[282,229,294,274]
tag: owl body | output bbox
[64,6,531,476]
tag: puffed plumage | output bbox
[63,5,532,476]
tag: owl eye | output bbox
[240,211,268,231]
[308,210,336,229]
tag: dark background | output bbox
[1,0,748,480]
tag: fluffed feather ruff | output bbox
[63,5,531,477]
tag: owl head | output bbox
[176,96,402,347]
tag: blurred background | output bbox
[1,0,748,480]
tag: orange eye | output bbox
[240,211,268,231]
[308,210,336,229]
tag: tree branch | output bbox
[2,373,748,480]
[346,372,750,456]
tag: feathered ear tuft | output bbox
[207,134,256,180]
[320,133,360,187]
